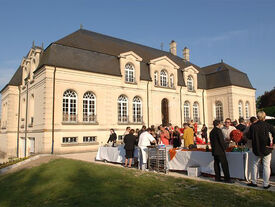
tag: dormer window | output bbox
[187,75,194,91]
[160,70,168,87]
[170,74,174,88]
[154,71,158,86]
[125,63,135,83]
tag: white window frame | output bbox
[63,90,77,122]
[83,136,97,143]
[170,74,174,88]
[154,71,158,86]
[184,101,190,122]
[62,137,78,143]
[133,96,142,123]
[245,102,250,119]
[238,101,243,118]
[83,92,96,123]
[187,75,194,91]
[160,70,168,87]
[215,101,223,121]
[125,63,135,83]
[118,95,128,123]
[193,102,199,123]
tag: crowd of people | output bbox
[106,111,275,189]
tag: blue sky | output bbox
[0,0,274,98]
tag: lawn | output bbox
[0,159,274,207]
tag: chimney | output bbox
[183,47,190,61]
[169,40,177,56]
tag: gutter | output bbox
[180,86,183,128]
[202,89,205,125]
[24,81,29,157]
[51,67,56,154]
[16,86,21,157]
[147,81,149,128]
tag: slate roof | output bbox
[2,29,254,93]
[0,66,22,93]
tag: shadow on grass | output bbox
[0,158,274,207]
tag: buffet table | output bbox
[96,146,256,180]
[168,150,248,180]
[96,145,138,163]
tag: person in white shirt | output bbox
[221,118,236,147]
[138,128,156,170]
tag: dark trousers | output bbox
[213,154,230,181]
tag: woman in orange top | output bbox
[159,126,170,145]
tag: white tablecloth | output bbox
[167,150,248,180]
[96,145,138,163]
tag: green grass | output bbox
[0,159,274,207]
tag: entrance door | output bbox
[29,138,35,154]
[161,98,169,126]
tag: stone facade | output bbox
[0,29,256,159]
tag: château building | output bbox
[0,29,256,158]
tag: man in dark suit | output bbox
[123,129,137,168]
[210,120,234,183]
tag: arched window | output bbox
[125,63,135,83]
[118,95,128,123]
[187,76,194,91]
[245,102,250,119]
[193,102,200,123]
[160,70,168,87]
[184,101,190,122]
[133,96,142,123]
[238,101,243,118]
[215,101,223,121]
[154,71,158,86]
[170,74,174,88]
[83,92,96,122]
[63,90,77,122]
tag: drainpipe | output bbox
[202,89,205,125]
[24,81,29,157]
[180,86,183,128]
[147,81,149,128]
[16,86,21,157]
[51,67,56,154]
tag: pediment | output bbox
[118,51,143,62]
[149,56,180,69]
[182,65,199,74]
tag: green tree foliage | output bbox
[258,87,275,108]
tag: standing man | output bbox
[247,111,275,189]
[124,126,131,136]
[183,123,194,148]
[123,129,137,168]
[138,128,156,170]
[222,118,236,147]
[107,129,117,147]
[210,120,234,183]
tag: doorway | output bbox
[29,137,35,154]
[20,137,26,158]
[161,98,169,126]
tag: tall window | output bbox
[118,95,128,123]
[154,71,158,86]
[170,74,174,88]
[160,70,168,87]
[133,96,142,123]
[184,101,190,122]
[63,90,77,122]
[125,63,135,83]
[245,102,250,119]
[83,92,96,122]
[238,101,243,118]
[193,102,199,123]
[215,101,223,121]
[187,75,194,91]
